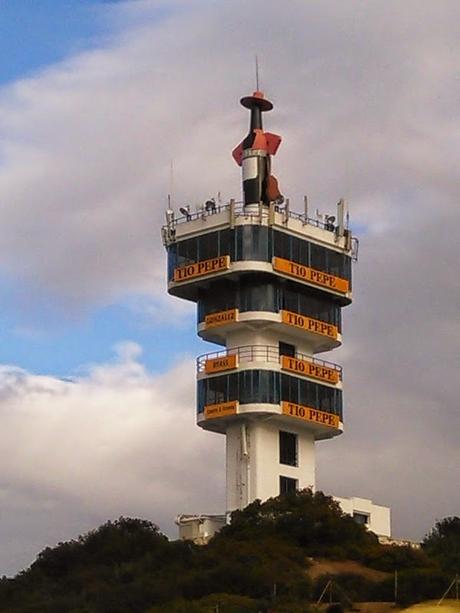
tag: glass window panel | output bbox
[318,386,331,412]
[239,281,251,312]
[279,282,342,331]
[267,228,274,260]
[242,226,254,260]
[283,287,297,312]
[199,371,342,418]
[197,381,205,413]
[219,229,233,258]
[254,227,269,261]
[239,371,249,405]
[273,230,290,260]
[264,282,277,312]
[197,279,241,321]
[299,239,309,266]
[180,237,198,265]
[167,245,177,280]
[281,374,289,402]
[279,342,296,357]
[280,476,297,495]
[279,431,298,466]
[310,243,326,271]
[327,250,342,277]
[235,226,243,260]
[251,283,266,311]
[273,372,281,404]
[209,374,227,405]
[353,512,369,525]
[197,233,212,261]
[264,371,275,403]
[252,370,260,402]
[227,373,238,402]
[236,226,270,261]
[291,235,300,263]
[345,256,352,288]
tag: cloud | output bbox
[1,0,455,309]
[0,343,224,576]
[0,0,458,571]
[318,205,460,539]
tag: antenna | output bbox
[169,159,174,208]
[255,55,259,91]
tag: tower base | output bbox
[176,495,392,544]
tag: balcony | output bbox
[167,222,353,307]
[162,199,359,262]
[196,344,342,386]
[196,345,343,439]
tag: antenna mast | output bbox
[169,159,174,208]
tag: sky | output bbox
[0,0,459,576]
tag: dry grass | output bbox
[403,601,460,613]
[307,558,390,582]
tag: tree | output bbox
[422,516,460,573]
[220,488,377,559]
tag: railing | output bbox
[196,344,342,378]
[163,200,335,233]
[164,202,233,226]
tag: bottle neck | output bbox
[249,106,262,131]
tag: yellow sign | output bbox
[204,401,238,419]
[282,401,340,428]
[205,309,239,329]
[281,355,339,384]
[173,255,230,282]
[273,256,349,294]
[205,354,238,374]
[281,310,338,340]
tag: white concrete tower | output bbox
[163,90,356,513]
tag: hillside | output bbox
[307,558,390,582]
[0,490,457,612]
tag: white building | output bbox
[335,496,391,538]
[176,498,391,544]
[175,514,227,545]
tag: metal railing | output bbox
[163,200,334,233]
[162,199,358,262]
[196,344,342,378]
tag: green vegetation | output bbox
[0,490,457,612]
[422,517,460,574]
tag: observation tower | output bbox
[162,89,357,513]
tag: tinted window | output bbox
[235,226,271,261]
[279,431,297,466]
[280,476,297,495]
[168,226,352,284]
[197,371,342,419]
[197,277,342,330]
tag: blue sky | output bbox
[0,0,118,375]
[0,0,189,377]
[0,296,202,375]
[0,1,113,85]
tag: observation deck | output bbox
[163,200,357,306]
[196,343,343,440]
[197,306,342,352]
[197,344,342,385]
